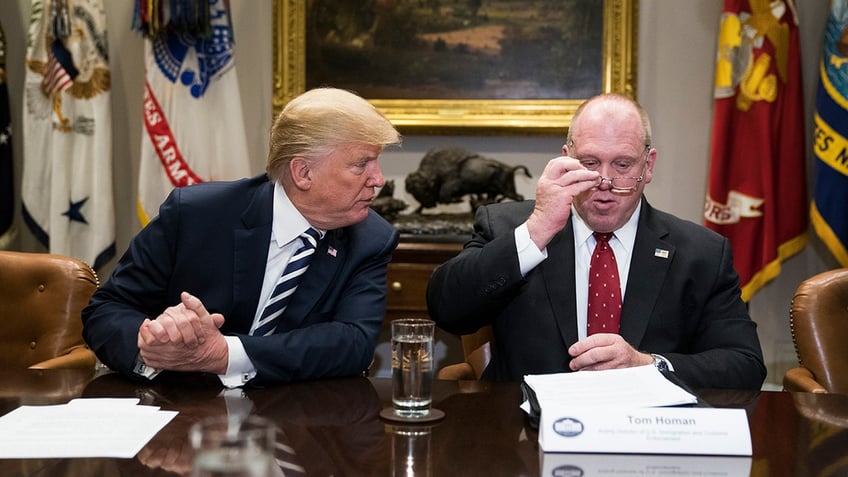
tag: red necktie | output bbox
[587,232,621,335]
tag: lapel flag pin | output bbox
[654,248,669,259]
[328,246,337,257]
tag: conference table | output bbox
[0,368,846,476]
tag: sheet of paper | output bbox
[524,365,698,409]
[0,398,178,458]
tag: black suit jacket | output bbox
[427,198,766,390]
[83,174,399,385]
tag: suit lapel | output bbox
[231,181,274,331]
[542,220,580,347]
[619,201,674,346]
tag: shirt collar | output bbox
[571,199,642,252]
[272,182,325,248]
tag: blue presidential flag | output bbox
[811,0,848,267]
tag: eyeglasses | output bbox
[597,160,647,191]
[568,143,650,192]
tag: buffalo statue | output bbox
[405,147,532,213]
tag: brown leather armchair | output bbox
[783,268,848,394]
[0,251,99,370]
[437,325,494,380]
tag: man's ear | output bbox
[289,157,312,190]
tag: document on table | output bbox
[0,398,178,458]
[523,364,698,411]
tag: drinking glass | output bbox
[391,318,435,416]
[189,415,275,477]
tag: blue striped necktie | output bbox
[251,228,320,336]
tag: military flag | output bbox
[22,0,115,270]
[811,0,848,267]
[704,0,807,301]
[134,0,250,226]
[0,23,15,249]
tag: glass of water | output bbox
[189,415,275,477]
[391,318,435,417]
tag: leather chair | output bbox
[437,325,494,380]
[0,251,99,370]
[783,268,848,394]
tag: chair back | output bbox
[788,268,848,395]
[437,325,493,380]
[0,251,99,369]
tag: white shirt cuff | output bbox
[218,336,257,388]
[515,222,547,277]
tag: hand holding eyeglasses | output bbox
[526,156,600,250]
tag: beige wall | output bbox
[3,1,836,387]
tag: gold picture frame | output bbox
[272,0,638,134]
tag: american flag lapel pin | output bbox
[654,248,669,259]
[328,246,338,257]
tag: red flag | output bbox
[704,0,807,302]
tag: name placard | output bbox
[538,406,751,455]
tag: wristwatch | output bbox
[651,353,670,372]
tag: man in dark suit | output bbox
[427,93,766,390]
[82,88,401,387]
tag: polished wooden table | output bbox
[0,369,846,476]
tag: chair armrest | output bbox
[28,346,97,370]
[437,362,476,380]
[783,366,828,393]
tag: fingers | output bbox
[568,334,644,371]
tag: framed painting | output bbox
[272,0,638,134]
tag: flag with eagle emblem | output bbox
[704,0,806,302]
[134,0,251,226]
[22,0,115,270]
[811,0,848,267]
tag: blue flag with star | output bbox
[21,0,115,270]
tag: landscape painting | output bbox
[273,0,637,133]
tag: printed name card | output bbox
[538,406,751,455]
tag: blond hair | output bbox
[266,88,401,182]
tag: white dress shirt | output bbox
[219,182,324,387]
[514,202,641,340]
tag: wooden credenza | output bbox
[385,238,463,322]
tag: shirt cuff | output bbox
[515,222,547,277]
[133,353,161,380]
[218,336,257,388]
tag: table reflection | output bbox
[0,369,845,477]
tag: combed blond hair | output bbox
[266,88,401,182]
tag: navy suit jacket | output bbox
[427,198,766,390]
[83,175,399,385]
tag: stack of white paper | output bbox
[524,364,698,409]
[0,398,178,458]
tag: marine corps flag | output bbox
[704,0,807,302]
[811,1,848,267]
[134,0,251,226]
[22,0,115,270]
[0,23,15,249]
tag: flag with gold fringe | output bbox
[22,0,115,270]
[811,0,848,267]
[0,23,15,249]
[134,0,250,226]
[704,0,807,302]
